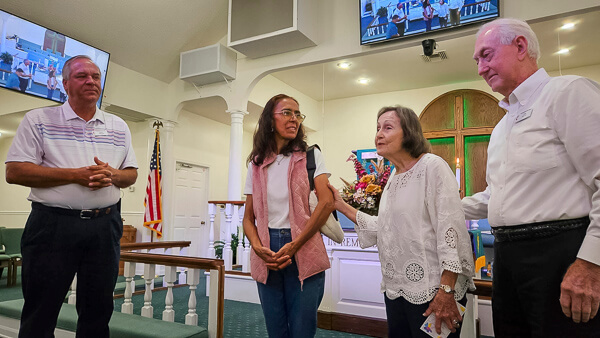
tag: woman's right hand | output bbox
[253,245,291,270]
[327,183,345,211]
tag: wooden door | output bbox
[420,89,505,197]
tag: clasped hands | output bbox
[78,156,116,190]
[254,241,297,271]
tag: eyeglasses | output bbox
[274,109,306,123]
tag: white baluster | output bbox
[162,265,177,322]
[243,236,251,273]
[236,205,245,267]
[208,203,216,258]
[141,264,156,318]
[68,274,77,305]
[185,268,200,325]
[121,262,136,314]
[223,203,233,270]
[179,268,187,284]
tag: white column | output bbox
[236,205,245,266]
[223,203,233,270]
[0,12,10,54]
[121,262,136,314]
[208,203,217,258]
[186,269,200,326]
[141,264,156,318]
[162,265,177,322]
[226,109,248,200]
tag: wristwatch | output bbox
[439,284,455,294]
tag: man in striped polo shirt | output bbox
[5,55,138,337]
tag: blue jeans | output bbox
[256,228,326,338]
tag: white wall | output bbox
[322,64,600,187]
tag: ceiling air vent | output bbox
[421,50,448,63]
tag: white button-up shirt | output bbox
[462,68,600,265]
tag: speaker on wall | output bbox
[180,43,237,86]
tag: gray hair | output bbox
[477,18,540,61]
[62,55,98,80]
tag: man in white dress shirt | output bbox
[463,18,600,336]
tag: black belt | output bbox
[491,217,589,243]
[32,202,117,220]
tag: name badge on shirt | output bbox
[515,109,533,123]
[94,129,109,136]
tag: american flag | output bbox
[143,129,163,238]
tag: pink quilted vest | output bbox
[250,150,331,284]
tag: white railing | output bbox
[207,201,250,273]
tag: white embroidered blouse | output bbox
[356,153,475,304]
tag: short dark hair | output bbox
[247,94,307,166]
[392,15,400,20]
[377,105,431,158]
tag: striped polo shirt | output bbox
[6,102,138,209]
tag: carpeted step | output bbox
[0,299,207,338]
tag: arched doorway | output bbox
[420,89,505,198]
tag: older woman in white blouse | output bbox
[330,106,475,337]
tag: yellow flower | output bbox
[365,184,381,195]
[360,174,375,184]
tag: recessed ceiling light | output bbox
[337,62,351,69]
[557,48,570,54]
[561,22,575,30]
[357,78,370,85]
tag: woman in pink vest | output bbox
[242,94,335,338]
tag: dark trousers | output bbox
[395,22,405,37]
[492,225,600,337]
[449,9,460,25]
[384,293,467,338]
[439,17,448,27]
[19,202,122,338]
[18,77,28,92]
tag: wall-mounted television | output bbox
[360,0,500,45]
[0,9,109,108]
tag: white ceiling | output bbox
[271,9,600,101]
[0,2,598,136]
[0,0,228,84]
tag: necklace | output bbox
[276,155,286,165]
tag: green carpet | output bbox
[1,267,369,337]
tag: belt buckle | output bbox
[80,209,94,219]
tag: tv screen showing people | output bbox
[0,9,109,107]
[360,0,500,45]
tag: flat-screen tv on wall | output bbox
[0,9,110,108]
[360,0,500,45]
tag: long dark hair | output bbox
[247,94,307,166]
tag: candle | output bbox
[456,158,461,190]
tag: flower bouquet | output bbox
[340,154,391,216]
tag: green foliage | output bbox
[376,6,388,18]
[0,52,13,65]
[213,232,246,264]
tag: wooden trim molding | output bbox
[317,311,387,337]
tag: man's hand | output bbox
[560,258,600,323]
[84,157,114,190]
